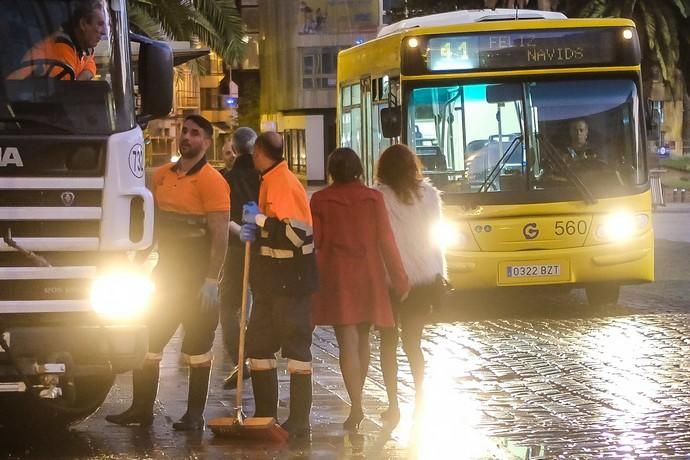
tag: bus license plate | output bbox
[506,264,561,278]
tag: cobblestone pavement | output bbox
[2,234,690,458]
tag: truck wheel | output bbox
[0,374,114,430]
[585,284,620,306]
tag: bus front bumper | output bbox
[446,231,654,289]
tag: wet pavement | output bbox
[2,210,690,459]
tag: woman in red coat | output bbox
[311,147,409,431]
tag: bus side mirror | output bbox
[381,106,401,138]
[138,40,173,122]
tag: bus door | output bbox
[360,77,375,183]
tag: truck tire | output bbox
[585,284,620,306]
[0,374,114,430]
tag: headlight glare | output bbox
[432,219,464,249]
[596,212,646,241]
[91,271,154,320]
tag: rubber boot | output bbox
[172,366,211,431]
[280,373,312,440]
[105,363,159,427]
[250,368,278,418]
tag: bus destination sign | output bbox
[425,28,623,72]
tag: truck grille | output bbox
[0,252,100,267]
[0,176,104,311]
[0,190,102,207]
[0,220,100,238]
[0,279,90,301]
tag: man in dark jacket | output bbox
[219,127,260,389]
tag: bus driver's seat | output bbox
[416,145,448,187]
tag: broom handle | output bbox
[235,240,251,412]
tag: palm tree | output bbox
[127,0,245,64]
[564,0,690,95]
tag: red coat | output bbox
[310,182,409,327]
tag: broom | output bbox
[208,240,289,442]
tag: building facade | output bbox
[258,0,381,184]
[144,43,238,169]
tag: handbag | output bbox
[431,274,454,313]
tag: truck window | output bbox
[0,0,135,134]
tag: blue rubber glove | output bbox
[242,201,260,225]
[199,278,219,312]
[239,223,258,243]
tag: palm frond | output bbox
[609,5,622,18]
[668,0,690,18]
[185,7,244,62]
[639,1,669,80]
[621,0,637,17]
[577,0,609,18]
[152,0,198,41]
[127,2,165,39]
[127,0,245,64]
[192,0,242,36]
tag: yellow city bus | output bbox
[336,9,653,305]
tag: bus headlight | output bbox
[432,219,465,249]
[90,271,154,320]
[596,212,648,241]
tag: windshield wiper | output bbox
[479,135,523,192]
[0,117,73,133]
[537,134,597,205]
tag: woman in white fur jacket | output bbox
[376,143,446,425]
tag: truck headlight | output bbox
[432,218,465,249]
[90,271,154,319]
[596,212,648,242]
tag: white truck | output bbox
[0,0,173,427]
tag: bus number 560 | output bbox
[554,220,587,236]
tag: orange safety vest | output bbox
[259,161,312,226]
[7,30,96,80]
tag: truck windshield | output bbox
[0,0,135,134]
[406,79,646,202]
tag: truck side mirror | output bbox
[138,40,173,122]
[381,106,401,138]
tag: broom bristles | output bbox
[208,416,289,442]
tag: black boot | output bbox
[105,363,159,427]
[173,366,211,431]
[250,368,278,418]
[281,373,312,440]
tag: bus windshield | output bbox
[406,78,646,202]
[0,0,135,135]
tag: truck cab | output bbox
[0,0,172,427]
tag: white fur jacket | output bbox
[376,181,446,287]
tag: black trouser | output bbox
[147,237,217,364]
[245,292,313,373]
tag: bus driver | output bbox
[564,119,600,162]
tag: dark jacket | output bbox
[221,154,260,246]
